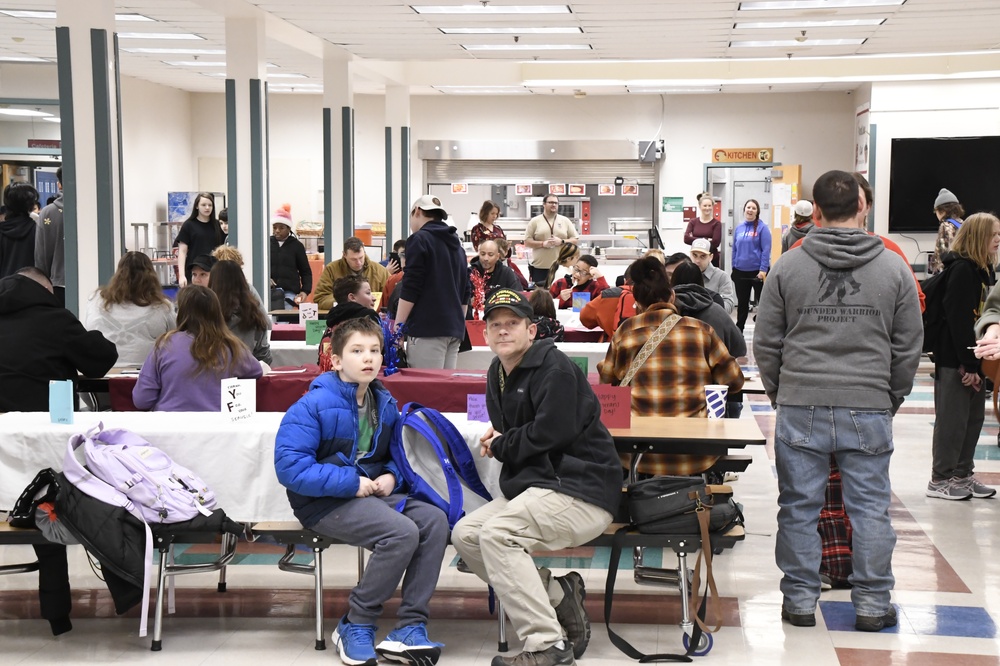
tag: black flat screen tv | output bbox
[888,136,1000,233]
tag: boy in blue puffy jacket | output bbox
[275,317,448,666]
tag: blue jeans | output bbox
[774,405,896,618]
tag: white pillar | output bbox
[56,0,118,314]
[322,45,354,261]
[385,85,411,247]
[225,15,267,295]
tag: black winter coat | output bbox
[486,338,622,516]
[270,235,313,294]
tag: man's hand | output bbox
[372,473,396,497]
[294,292,307,304]
[387,258,401,274]
[960,368,983,391]
[178,275,188,288]
[355,477,377,498]
[479,426,501,458]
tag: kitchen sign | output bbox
[712,147,773,163]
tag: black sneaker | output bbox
[781,607,816,627]
[855,606,897,632]
[554,572,590,659]
[491,643,576,666]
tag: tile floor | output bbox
[3,330,1000,665]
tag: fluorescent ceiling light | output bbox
[118,32,203,40]
[731,38,866,46]
[0,108,53,117]
[164,61,277,67]
[441,27,582,34]
[413,5,571,14]
[122,47,224,55]
[739,0,904,9]
[268,73,307,79]
[463,44,591,51]
[42,117,60,123]
[0,55,48,62]
[628,86,722,94]
[434,85,531,94]
[736,19,886,28]
[0,9,154,20]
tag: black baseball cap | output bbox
[190,255,217,272]
[483,288,533,320]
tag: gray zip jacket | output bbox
[753,227,922,413]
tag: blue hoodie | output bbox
[274,371,402,527]
[731,219,772,273]
[400,220,471,339]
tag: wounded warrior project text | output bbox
[798,306,881,323]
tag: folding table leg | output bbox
[314,547,326,650]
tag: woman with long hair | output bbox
[926,212,1000,500]
[598,256,743,476]
[133,285,263,411]
[730,198,771,332]
[552,254,609,310]
[175,192,224,288]
[528,287,564,341]
[930,188,965,274]
[470,200,506,251]
[545,242,581,295]
[683,193,722,267]
[209,260,273,364]
[83,251,176,365]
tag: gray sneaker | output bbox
[957,475,997,499]
[926,478,973,500]
[491,643,576,666]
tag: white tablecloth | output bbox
[0,411,492,523]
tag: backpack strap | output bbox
[395,404,465,527]
[620,314,681,387]
[418,407,493,502]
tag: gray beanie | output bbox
[934,188,959,208]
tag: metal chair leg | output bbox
[314,547,326,650]
[496,598,508,652]
[151,546,168,651]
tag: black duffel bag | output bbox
[627,476,742,535]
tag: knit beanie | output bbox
[934,188,959,209]
[271,203,293,227]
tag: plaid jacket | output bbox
[598,301,745,475]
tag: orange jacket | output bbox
[580,285,636,340]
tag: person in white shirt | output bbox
[523,194,578,286]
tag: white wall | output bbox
[870,78,1000,263]
[120,75,197,246]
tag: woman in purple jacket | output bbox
[133,286,262,411]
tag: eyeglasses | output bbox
[572,267,588,274]
[545,200,559,205]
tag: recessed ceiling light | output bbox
[0,108,53,117]
[0,55,49,62]
[412,5,571,14]
[731,38,866,47]
[268,73,307,79]
[118,32,203,40]
[441,27,582,34]
[739,0,904,9]
[0,9,155,20]
[122,47,224,55]
[462,44,592,51]
[628,86,723,94]
[42,117,61,123]
[736,19,886,28]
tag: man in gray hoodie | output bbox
[35,167,65,307]
[753,170,922,634]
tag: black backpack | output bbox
[921,263,953,353]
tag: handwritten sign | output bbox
[569,356,588,375]
[221,378,256,422]
[592,385,631,429]
[298,302,318,325]
[467,394,490,422]
[571,291,591,312]
[49,380,74,424]
[305,319,327,345]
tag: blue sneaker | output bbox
[332,616,378,666]
[376,623,444,665]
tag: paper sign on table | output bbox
[49,380,74,424]
[571,292,591,312]
[298,302,318,325]
[592,385,631,429]
[305,319,327,345]
[221,378,256,422]
[568,356,589,375]
[467,394,490,422]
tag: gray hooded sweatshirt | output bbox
[753,227,922,412]
[35,193,64,288]
[672,284,747,358]
[781,221,814,253]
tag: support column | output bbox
[225,16,268,297]
[385,85,411,248]
[56,0,118,315]
[323,46,354,262]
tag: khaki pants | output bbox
[452,487,612,652]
